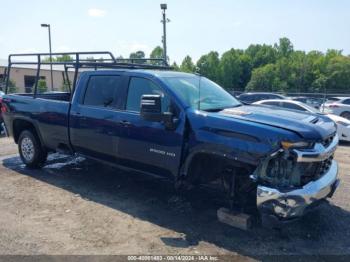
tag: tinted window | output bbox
[238,94,249,102]
[262,95,270,99]
[83,76,121,107]
[268,94,281,99]
[293,98,306,103]
[262,101,280,106]
[282,102,306,111]
[327,97,340,102]
[126,77,169,112]
[256,94,272,101]
[240,94,257,103]
[342,99,350,105]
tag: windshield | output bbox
[161,76,241,111]
[327,97,340,102]
[301,103,320,113]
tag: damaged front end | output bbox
[254,134,340,220]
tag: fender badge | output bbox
[222,108,251,116]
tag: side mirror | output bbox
[140,94,163,122]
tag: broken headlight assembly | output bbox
[254,141,315,189]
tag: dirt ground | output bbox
[0,136,349,260]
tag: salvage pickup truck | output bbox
[1,52,340,224]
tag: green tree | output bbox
[246,64,278,92]
[275,37,294,58]
[171,62,180,71]
[129,51,145,60]
[238,53,253,88]
[55,55,74,62]
[37,79,48,94]
[245,44,277,68]
[196,51,220,83]
[326,56,350,92]
[43,55,73,62]
[8,80,18,94]
[61,80,70,92]
[150,46,163,59]
[218,49,243,90]
[150,46,167,65]
[180,55,196,73]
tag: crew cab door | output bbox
[69,73,125,162]
[116,76,185,178]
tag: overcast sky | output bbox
[0,0,349,63]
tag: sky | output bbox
[0,0,349,63]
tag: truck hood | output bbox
[215,105,336,141]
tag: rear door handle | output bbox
[119,120,132,126]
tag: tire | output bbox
[340,112,350,120]
[18,130,47,168]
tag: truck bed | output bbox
[2,92,71,151]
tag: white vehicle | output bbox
[321,97,350,120]
[254,99,350,142]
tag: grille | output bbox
[300,156,333,185]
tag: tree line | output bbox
[173,38,350,94]
[40,38,350,94]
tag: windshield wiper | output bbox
[204,104,242,112]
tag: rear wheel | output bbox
[340,112,350,120]
[18,130,47,168]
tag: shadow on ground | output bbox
[2,154,350,259]
[339,141,350,147]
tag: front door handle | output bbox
[119,120,132,126]
[72,112,87,121]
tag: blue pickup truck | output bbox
[1,52,340,224]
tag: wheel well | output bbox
[185,153,255,184]
[13,119,38,144]
[184,153,258,211]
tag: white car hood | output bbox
[327,114,350,125]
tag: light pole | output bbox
[41,23,54,91]
[160,4,170,65]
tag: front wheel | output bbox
[18,130,47,168]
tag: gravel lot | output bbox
[0,136,349,259]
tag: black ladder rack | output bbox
[4,51,170,94]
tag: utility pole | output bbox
[160,4,170,65]
[41,23,54,91]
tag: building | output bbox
[0,59,75,93]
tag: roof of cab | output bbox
[82,69,195,78]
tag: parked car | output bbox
[254,99,350,142]
[2,52,340,225]
[291,96,323,109]
[237,92,286,104]
[321,97,350,120]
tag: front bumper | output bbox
[257,160,339,219]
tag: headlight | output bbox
[281,141,312,150]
